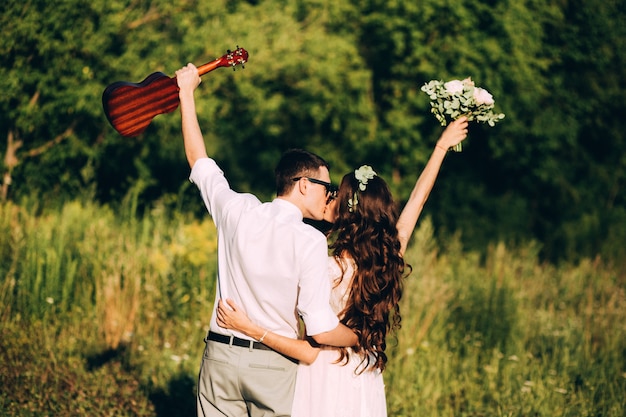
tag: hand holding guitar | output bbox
[176,63,202,97]
[102,47,248,137]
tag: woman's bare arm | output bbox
[396,117,469,256]
[216,299,321,365]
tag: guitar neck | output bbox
[196,59,222,76]
[196,47,248,77]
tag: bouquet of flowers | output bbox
[421,77,505,151]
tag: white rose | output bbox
[444,80,464,94]
[473,87,494,105]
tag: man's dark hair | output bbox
[275,149,330,196]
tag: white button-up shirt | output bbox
[190,158,339,341]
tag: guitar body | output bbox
[103,72,179,137]
[103,47,248,137]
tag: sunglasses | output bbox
[292,177,338,201]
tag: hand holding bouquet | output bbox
[421,77,505,151]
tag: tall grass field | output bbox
[1,200,624,416]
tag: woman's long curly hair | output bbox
[329,169,410,373]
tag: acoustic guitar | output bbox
[102,47,248,137]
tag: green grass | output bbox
[387,222,626,416]
[1,201,624,416]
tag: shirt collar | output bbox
[273,198,303,222]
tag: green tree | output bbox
[1,0,376,208]
[2,0,624,262]
[196,0,375,199]
[322,0,560,250]
[1,0,109,201]
[529,0,626,260]
[337,0,626,261]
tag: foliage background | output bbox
[2,0,625,263]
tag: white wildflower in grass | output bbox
[483,364,497,374]
[421,77,505,151]
[45,297,54,304]
[521,380,534,394]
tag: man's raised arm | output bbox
[176,63,208,169]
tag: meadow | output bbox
[1,200,624,416]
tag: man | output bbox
[176,63,357,417]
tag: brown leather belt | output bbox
[207,331,272,351]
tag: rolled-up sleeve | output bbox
[297,234,340,336]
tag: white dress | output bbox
[291,257,387,417]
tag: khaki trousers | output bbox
[197,337,298,417]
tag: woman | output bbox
[216,117,469,416]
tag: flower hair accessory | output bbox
[348,165,377,212]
